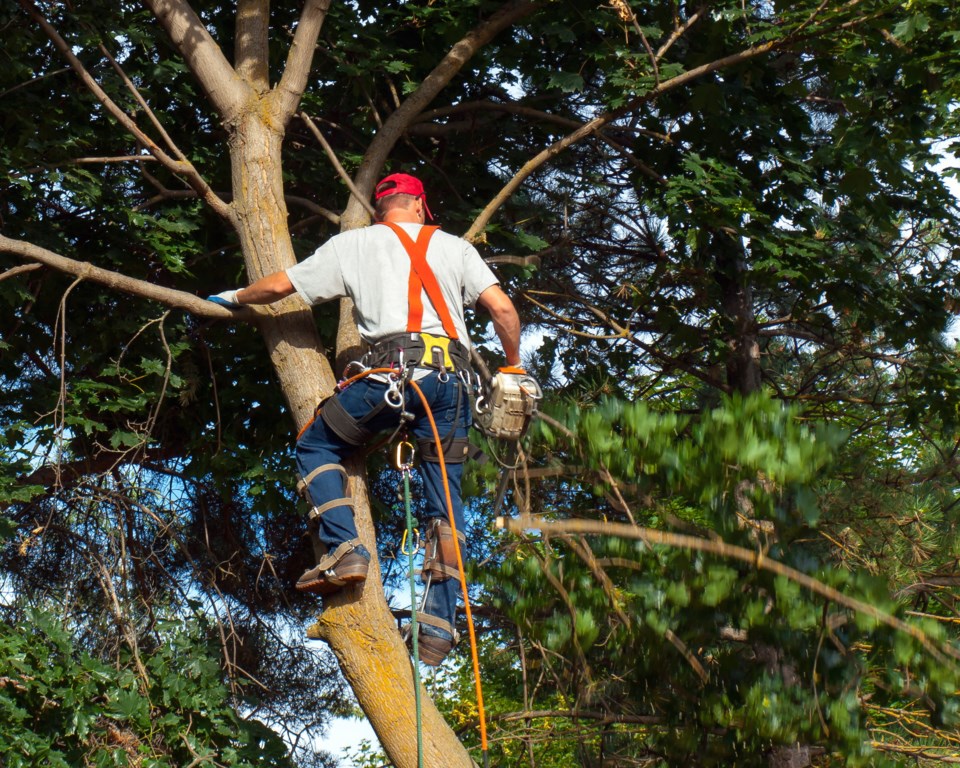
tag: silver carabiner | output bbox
[385,377,404,409]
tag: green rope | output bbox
[401,461,424,768]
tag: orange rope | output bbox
[409,379,489,758]
[297,367,489,755]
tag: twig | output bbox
[656,4,709,61]
[299,112,375,217]
[0,263,42,283]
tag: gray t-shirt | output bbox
[286,222,498,348]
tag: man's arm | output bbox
[208,270,296,307]
[236,270,296,304]
[477,284,522,367]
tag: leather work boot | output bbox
[296,550,369,595]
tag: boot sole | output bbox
[296,563,368,594]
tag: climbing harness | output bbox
[395,439,424,768]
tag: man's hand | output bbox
[206,289,242,308]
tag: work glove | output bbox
[206,289,242,308]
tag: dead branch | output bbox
[21,0,232,220]
[299,112,376,217]
[497,515,960,668]
[343,0,540,226]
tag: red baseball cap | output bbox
[375,173,433,220]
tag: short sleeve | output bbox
[285,239,347,306]
[461,242,499,307]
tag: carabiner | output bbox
[393,439,416,471]
[400,527,420,556]
[385,377,404,409]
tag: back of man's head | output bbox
[374,173,433,221]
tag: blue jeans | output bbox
[296,370,469,641]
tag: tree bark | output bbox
[226,104,334,423]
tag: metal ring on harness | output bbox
[385,380,404,409]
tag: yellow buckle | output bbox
[419,333,454,370]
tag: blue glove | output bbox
[206,289,241,308]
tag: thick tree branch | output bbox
[0,234,252,320]
[465,4,886,242]
[464,34,789,242]
[274,0,334,121]
[497,515,960,667]
[142,0,248,117]
[236,0,270,89]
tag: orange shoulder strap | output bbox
[378,222,459,339]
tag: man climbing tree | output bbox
[208,172,526,666]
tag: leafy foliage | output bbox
[0,611,292,767]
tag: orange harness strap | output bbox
[379,222,459,340]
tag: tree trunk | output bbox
[229,105,335,423]
[712,231,761,395]
[712,234,811,768]
[227,93,479,768]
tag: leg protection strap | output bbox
[297,463,354,520]
[417,612,457,640]
[297,463,348,501]
[320,395,389,446]
[314,538,361,571]
[309,497,354,521]
[421,518,465,583]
